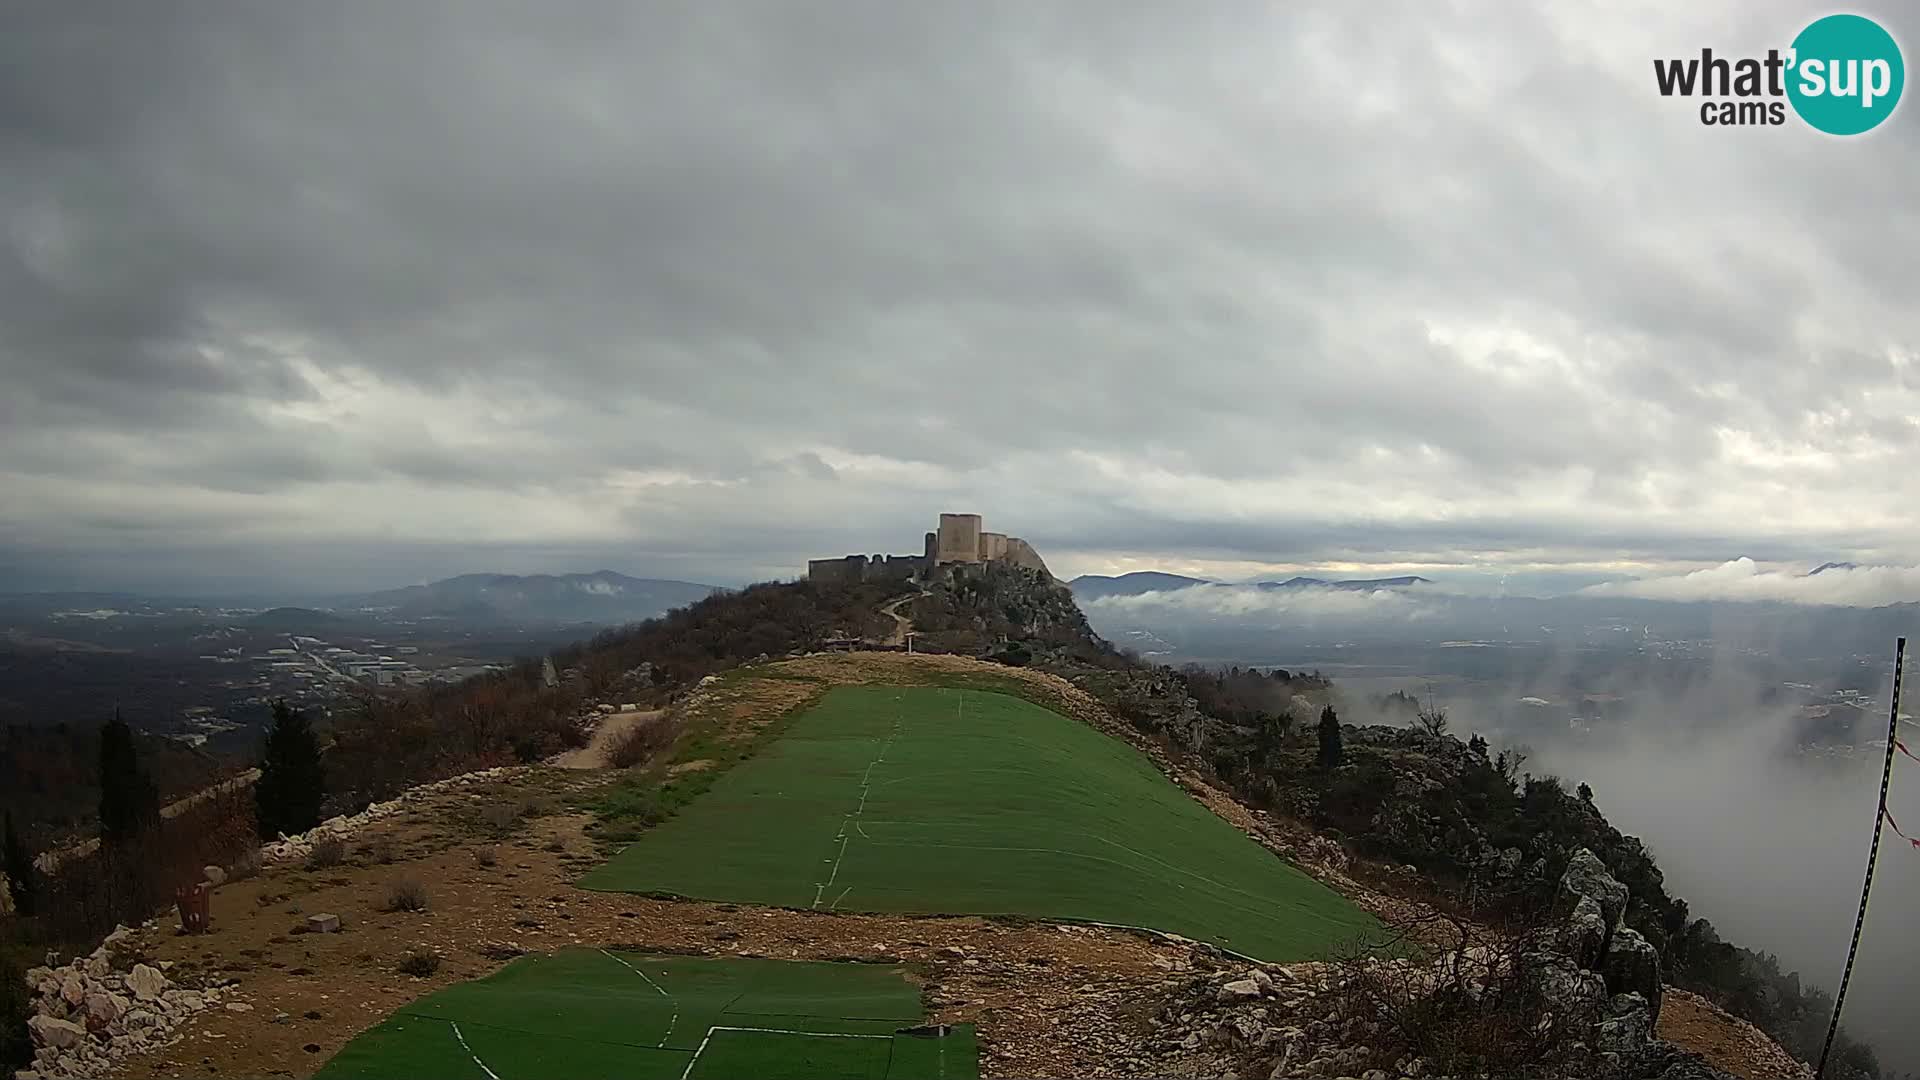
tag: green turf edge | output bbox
[580,686,1381,962]
[312,951,978,1080]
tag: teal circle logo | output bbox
[1787,14,1904,135]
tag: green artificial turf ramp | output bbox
[312,950,976,1080]
[581,686,1377,960]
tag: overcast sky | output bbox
[4,2,1918,596]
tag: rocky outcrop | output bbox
[16,923,236,1080]
[1144,848,1730,1080]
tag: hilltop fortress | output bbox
[807,513,1051,584]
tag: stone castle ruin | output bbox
[807,513,1050,584]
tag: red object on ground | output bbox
[175,881,210,934]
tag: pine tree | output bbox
[1,811,34,917]
[0,950,30,1075]
[255,700,326,840]
[1316,704,1343,769]
[98,710,161,845]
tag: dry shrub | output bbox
[362,838,396,866]
[396,949,440,977]
[477,803,519,835]
[606,714,685,769]
[303,837,346,871]
[1322,910,1600,1079]
[35,787,257,947]
[382,880,428,913]
[226,848,263,882]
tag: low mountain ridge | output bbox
[1067,571,1434,601]
[345,571,719,624]
[1252,574,1433,590]
[1067,571,1215,599]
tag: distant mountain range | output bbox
[1066,572,1214,599]
[1251,575,1433,591]
[343,571,720,624]
[1068,571,1432,599]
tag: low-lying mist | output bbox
[1081,584,1920,1071]
[1529,692,1916,1073]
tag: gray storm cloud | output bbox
[2,2,1918,592]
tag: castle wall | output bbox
[978,532,1010,561]
[809,554,926,584]
[808,556,868,585]
[935,513,983,563]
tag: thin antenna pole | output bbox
[1817,636,1906,1079]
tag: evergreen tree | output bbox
[1316,704,1343,769]
[1,811,34,917]
[255,700,326,839]
[98,710,160,845]
[0,950,30,1076]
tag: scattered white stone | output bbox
[26,1016,85,1050]
[1217,979,1264,1002]
[259,765,518,862]
[307,913,341,933]
[202,864,227,886]
[84,992,125,1025]
[225,1002,253,1013]
[125,965,167,1002]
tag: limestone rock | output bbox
[26,1016,86,1050]
[1596,993,1655,1055]
[83,992,125,1026]
[1217,978,1264,1002]
[1603,927,1663,1021]
[1562,894,1609,969]
[57,976,85,1008]
[202,864,227,886]
[125,964,167,1002]
[1557,848,1629,933]
[307,913,342,934]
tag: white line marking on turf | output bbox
[449,1021,502,1080]
[811,713,902,909]
[600,949,678,1047]
[678,1026,893,1080]
[830,884,853,910]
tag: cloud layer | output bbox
[1581,558,1920,606]
[3,2,1918,592]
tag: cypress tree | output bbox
[98,710,160,845]
[1316,704,1344,770]
[255,700,326,839]
[1,811,33,917]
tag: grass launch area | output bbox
[582,686,1377,960]
[313,950,975,1080]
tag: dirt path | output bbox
[551,710,664,769]
[876,591,925,646]
[1658,988,1813,1079]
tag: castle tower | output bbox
[935,513,983,563]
